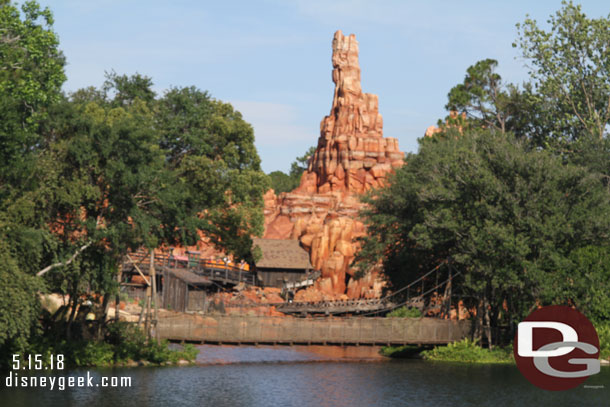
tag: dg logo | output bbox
[514,305,601,391]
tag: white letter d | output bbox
[518,321,577,357]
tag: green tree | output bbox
[446,59,517,134]
[515,1,610,143]
[103,71,156,107]
[157,86,269,260]
[289,146,316,183]
[33,91,178,333]
[0,232,42,363]
[266,146,316,194]
[0,0,65,195]
[357,129,610,347]
[0,0,65,358]
[268,170,294,194]
[549,245,610,324]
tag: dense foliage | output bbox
[1,0,65,362]
[0,1,267,364]
[358,130,610,345]
[359,2,610,350]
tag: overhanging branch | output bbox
[37,241,92,277]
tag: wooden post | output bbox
[144,285,151,336]
[115,262,123,322]
[137,296,146,326]
[150,249,160,342]
[446,260,453,318]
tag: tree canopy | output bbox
[515,1,610,143]
[358,1,610,349]
[358,129,610,343]
[0,1,268,358]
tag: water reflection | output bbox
[1,346,607,407]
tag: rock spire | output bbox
[264,31,405,298]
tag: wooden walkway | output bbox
[157,315,472,346]
[123,251,257,286]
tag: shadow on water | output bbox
[1,345,608,407]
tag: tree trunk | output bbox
[474,301,484,343]
[484,296,493,350]
[66,290,79,340]
[97,293,110,340]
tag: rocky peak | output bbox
[295,30,403,196]
[264,31,405,298]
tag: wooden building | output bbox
[161,268,211,312]
[252,238,314,288]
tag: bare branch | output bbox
[37,241,92,277]
[37,215,104,277]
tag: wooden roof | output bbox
[252,238,313,270]
[168,269,212,286]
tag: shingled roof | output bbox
[252,238,313,270]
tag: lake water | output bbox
[1,345,608,407]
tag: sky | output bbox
[40,0,610,174]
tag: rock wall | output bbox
[264,31,404,299]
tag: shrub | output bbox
[596,321,610,360]
[29,322,199,367]
[386,306,422,318]
[421,338,513,363]
[72,341,115,366]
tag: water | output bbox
[1,346,608,407]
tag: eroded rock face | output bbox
[264,31,404,298]
[294,31,403,196]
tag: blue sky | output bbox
[42,1,609,173]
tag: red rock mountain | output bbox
[264,30,404,300]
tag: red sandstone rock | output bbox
[424,111,467,138]
[263,31,405,298]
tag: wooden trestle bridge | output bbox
[123,251,459,318]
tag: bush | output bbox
[380,345,423,358]
[596,321,610,360]
[421,338,513,363]
[386,306,422,318]
[72,341,115,366]
[29,322,199,367]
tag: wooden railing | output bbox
[157,315,473,346]
[124,251,258,286]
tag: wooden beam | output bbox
[126,254,151,286]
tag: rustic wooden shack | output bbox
[161,268,212,312]
[251,238,313,287]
